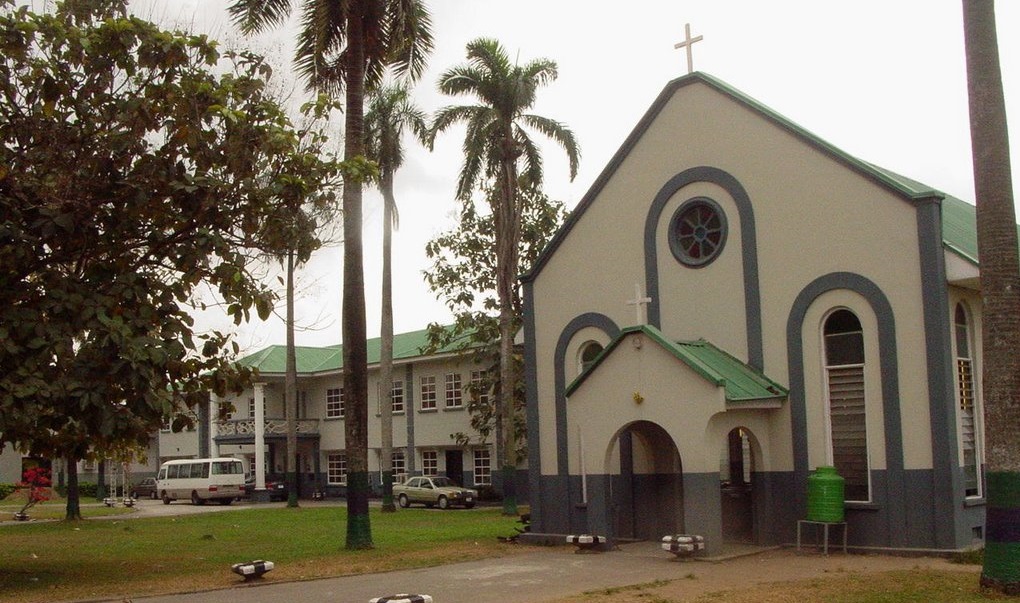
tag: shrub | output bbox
[77,482,98,498]
[0,483,16,500]
[475,485,502,502]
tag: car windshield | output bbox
[431,477,456,487]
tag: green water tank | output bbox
[806,466,845,522]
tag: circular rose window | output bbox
[668,197,728,267]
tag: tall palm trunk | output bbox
[494,153,521,515]
[962,0,1020,594]
[379,169,396,513]
[285,249,300,507]
[342,8,372,550]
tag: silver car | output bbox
[393,476,477,509]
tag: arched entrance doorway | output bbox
[720,426,758,543]
[607,421,683,540]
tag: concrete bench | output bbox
[370,595,433,603]
[231,559,274,580]
[661,534,705,559]
[567,534,607,553]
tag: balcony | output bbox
[215,418,320,438]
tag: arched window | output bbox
[578,341,604,375]
[955,303,982,498]
[824,309,870,502]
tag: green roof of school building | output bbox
[235,325,472,375]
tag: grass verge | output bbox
[1,506,519,603]
[1,498,135,521]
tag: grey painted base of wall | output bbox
[529,469,982,553]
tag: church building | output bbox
[521,72,993,553]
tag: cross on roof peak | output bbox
[674,22,704,75]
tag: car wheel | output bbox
[464,502,476,509]
[191,491,205,506]
[162,492,171,505]
[130,491,138,499]
[218,498,232,506]
[151,491,158,500]
[438,495,449,510]
[398,494,409,508]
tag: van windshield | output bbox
[211,461,243,475]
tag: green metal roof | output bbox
[235,325,471,375]
[565,325,788,402]
[524,72,1013,283]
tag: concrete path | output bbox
[123,541,970,603]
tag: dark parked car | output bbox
[243,476,288,502]
[131,477,158,500]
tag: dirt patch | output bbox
[552,548,980,603]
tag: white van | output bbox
[156,458,245,505]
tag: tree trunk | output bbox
[962,0,1020,594]
[65,456,81,521]
[342,8,373,550]
[494,155,521,516]
[379,169,396,513]
[286,249,300,508]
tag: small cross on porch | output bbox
[627,283,652,326]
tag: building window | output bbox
[327,453,347,485]
[420,376,437,410]
[248,397,255,418]
[391,380,404,414]
[473,449,492,486]
[391,450,406,482]
[956,303,982,498]
[824,309,870,502]
[668,197,728,268]
[470,370,490,406]
[445,373,463,408]
[421,450,438,476]
[326,387,344,419]
[578,341,604,375]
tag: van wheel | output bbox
[191,491,205,506]
[398,494,409,508]
[162,492,171,505]
[438,495,449,510]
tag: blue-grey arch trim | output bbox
[555,314,621,478]
[916,199,966,548]
[644,166,764,370]
[786,272,907,546]
[524,281,543,526]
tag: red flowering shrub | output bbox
[15,467,52,515]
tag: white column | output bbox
[254,382,266,492]
[209,394,220,459]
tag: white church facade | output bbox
[521,72,991,553]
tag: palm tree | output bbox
[961,0,1020,594]
[228,0,433,549]
[429,38,580,515]
[364,82,427,513]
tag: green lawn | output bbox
[1,498,135,521]
[1,506,521,603]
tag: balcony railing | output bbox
[216,418,320,437]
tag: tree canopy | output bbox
[0,0,340,463]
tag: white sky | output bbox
[134,0,1019,354]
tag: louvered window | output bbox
[955,304,981,498]
[824,309,870,502]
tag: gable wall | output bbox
[532,80,936,481]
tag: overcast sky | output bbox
[133,0,1019,354]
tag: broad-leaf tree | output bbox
[429,38,579,514]
[229,0,432,548]
[364,81,426,512]
[424,189,567,460]
[961,0,1020,594]
[0,0,338,518]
